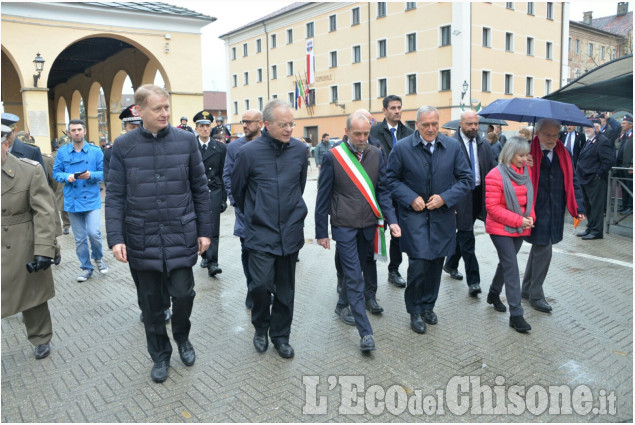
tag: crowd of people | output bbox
[2,88,632,384]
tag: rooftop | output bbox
[219,2,309,38]
[590,11,633,37]
[81,2,216,22]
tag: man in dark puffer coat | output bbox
[106,84,212,383]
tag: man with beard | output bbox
[442,111,497,297]
[223,109,263,308]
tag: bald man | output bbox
[443,111,497,297]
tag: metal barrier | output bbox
[605,166,633,235]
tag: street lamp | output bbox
[33,53,45,87]
[461,80,469,100]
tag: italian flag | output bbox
[331,143,387,260]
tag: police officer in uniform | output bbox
[1,124,59,359]
[211,116,231,143]
[194,110,227,276]
[178,116,195,134]
[1,113,47,178]
[104,105,143,186]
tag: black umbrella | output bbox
[442,117,507,130]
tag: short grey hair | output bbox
[498,136,530,166]
[263,99,292,123]
[535,118,560,133]
[346,112,371,129]
[416,105,439,122]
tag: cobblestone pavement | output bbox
[2,164,633,422]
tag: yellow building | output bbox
[1,2,214,152]
[221,2,567,141]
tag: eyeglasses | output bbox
[240,120,260,125]
[274,122,296,129]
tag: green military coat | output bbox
[2,153,57,318]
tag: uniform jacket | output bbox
[53,141,104,212]
[616,131,633,169]
[526,147,584,246]
[559,130,586,169]
[600,117,621,144]
[315,142,396,240]
[370,119,414,157]
[576,133,615,185]
[223,136,249,238]
[10,138,47,177]
[231,129,308,256]
[211,124,231,142]
[103,143,113,184]
[2,154,57,318]
[453,131,497,231]
[386,131,473,259]
[199,137,227,210]
[105,124,213,273]
[484,165,535,237]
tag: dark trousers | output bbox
[334,237,377,300]
[334,228,374,337]
[60,210,70,229]
[248,249,298,344]
[489,235,524,317]
[444,229,480,285]
[620,172,632,209]
[135,265,196,362]
[130,266,170,312]
[404,257,444,314]
[204,209,221,265]
[388,201,403,273]
[582,176,608,236]
[240,237,251,289]
[22,301,53,346]
[522,241,552,301]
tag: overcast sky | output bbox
[160,1,630,92]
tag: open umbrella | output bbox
[442,117,508,130]
[478,98,593,127]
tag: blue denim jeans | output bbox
[68,209,103,271]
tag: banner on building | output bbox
[306,38,315,84]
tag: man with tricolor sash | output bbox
[316,112,400,353]
[387,106,473,335]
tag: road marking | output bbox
[553,248,633,268]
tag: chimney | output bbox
[583,11,593,25]
[617,2,628,16]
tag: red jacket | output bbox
[485,166,536,237]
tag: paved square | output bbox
[2,164,632,422]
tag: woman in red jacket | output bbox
[484,136,536,333]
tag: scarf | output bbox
[498,163,533,234]
[529,135,578,217]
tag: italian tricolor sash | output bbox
[331,143,387,260]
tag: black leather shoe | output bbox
[62,227,70,235]
[34,343,50,359]
[487,291,507,312]
[410,314,426,334]
[335,305,356,326]
[619,207,632,215]
[443,265,463,280]
[200,257,209,268]
[468,283,482,297]
[509,315,531,333]
[422,309,438,325]
[576,230,590,237]
[273,342,294,358]
[178,340,195,366]
[365,298,384,314]
[360,335,376,352]
[253,332,268,353]
[151,360,170,382]
[530,298,553,313]
[208,264,222,277]
[388,271,406,287]
[581,233,603,240]
[164,309,171,323]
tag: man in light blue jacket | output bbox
[53,119,105,282]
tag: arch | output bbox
[1,46,25,120]
[141,59,159,87]
[70,90,83,120]
[86,81,107,142]
[109,69,130,138]
[56,96,68,138]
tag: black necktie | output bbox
[202,144,207,151]
[542,149,551,166]
[425,143,433,153]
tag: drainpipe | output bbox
[368,2,372,111]
[263,22,270,100]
